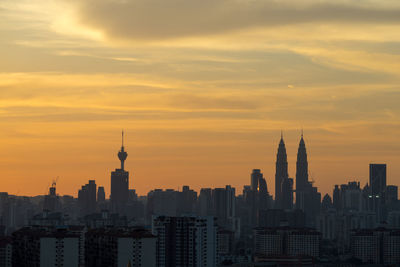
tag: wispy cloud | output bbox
[72,0,400,41]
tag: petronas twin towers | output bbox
[275,132,316,212]
[275,134,290,209]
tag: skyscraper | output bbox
[275,133,289,208]
[369,164,387,222]
[251,169,262,191]
[212,186,236,228]
[294,133,321,226]
[295,133,310,211]
[78,180,97,216]
[152,215,217,267]
[369,164,386,196]
[111,131,130,214]
[296,132,308,191]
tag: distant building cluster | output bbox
[0,132,399,266]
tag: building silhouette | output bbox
[251,169,262,191]
[43,184,60,212]
[0,237,12,267]
[296,132,308,192]
[281,178,294,210]
[351,228,400,265]
[369,164,387,222]
[294,133,321,226]
[275,133,289,209]
[254,227,321,259]
[258,170,272,211]
[370,164,387,196]
[152,215,217,267]
[85,228,156,267]
[78,180,97,216]
[12,227,81,267]
[111,132,129,215]
[97,187,105,203]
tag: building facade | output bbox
[85,227,156,267]
[152,215,217,267]
[12,227,80,267]
[254,227,321,259]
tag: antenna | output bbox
[122,130,124,147]
[52,176,59,188]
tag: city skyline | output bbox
[0,131,396,198]
[1,1,399,265]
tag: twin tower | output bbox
[275,132,315,210]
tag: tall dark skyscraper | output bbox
[296,133,308,191]
[292,133,321,226]
[275,133,289,208]
[111,131,130,214]
[78,180,97,216]
[369,164,386,196]
[251,169,262,191]
[295,133,310,210]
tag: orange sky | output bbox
[0,0,399,197]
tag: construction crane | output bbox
[52,176,59,188]
[45,176,60,196]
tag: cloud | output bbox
[73,0,400,41]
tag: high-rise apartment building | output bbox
[12,227,80,267]
[152,215,217,267]
[351,228,400,265]
[85,228,156,267]
[254,227,321,259]
[0,237,11,267]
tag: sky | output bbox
[0,0,399,197]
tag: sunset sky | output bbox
[0,0,399,197]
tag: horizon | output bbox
[0,130,396,198]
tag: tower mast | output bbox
[118,130,128,170]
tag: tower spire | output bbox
[275,133,288,208]
[296,131,308,192]
[122,130,124,148]
[118,131,128,170]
